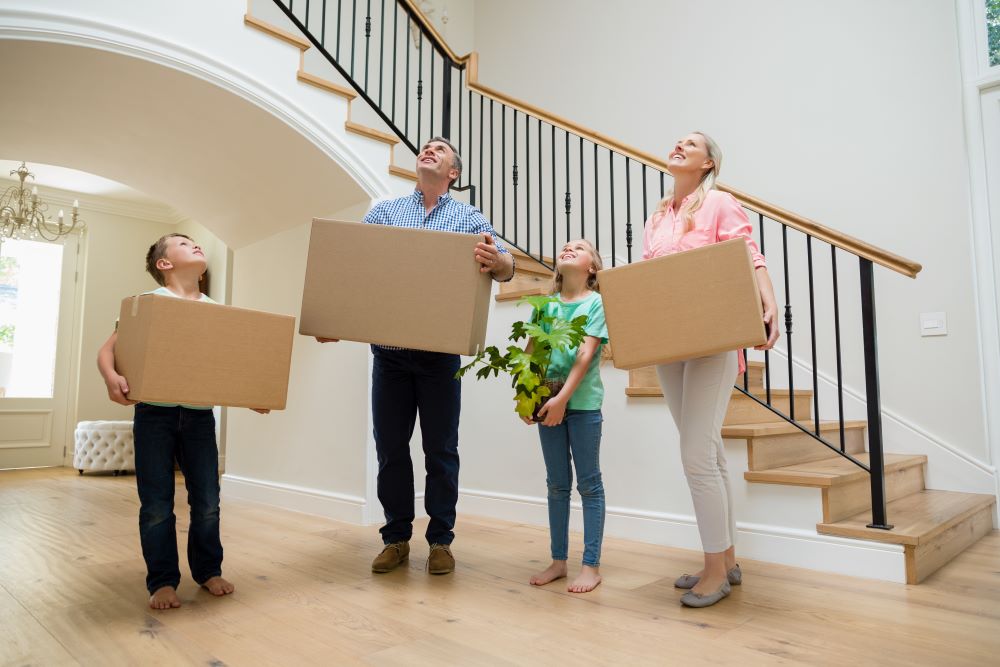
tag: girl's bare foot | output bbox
[149,586,181,610]
[201,576,235,596]
[568,565,602,593]
[529,560,568,586]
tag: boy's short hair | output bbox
[145,233,192,286]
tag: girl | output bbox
[643,132,779,608]
[524,239,609,594]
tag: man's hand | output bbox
[315,337,340,343]
[474,233,501,274]
[105,373,136,406]
[537,394,567,427]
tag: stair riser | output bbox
[905,504,995,584]
[725,393,813,425]
[822,463,926,523]
[744,427,865,471]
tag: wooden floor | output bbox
[1,468,998,666]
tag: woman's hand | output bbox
[753,267,780,351]
[537,394,568,427]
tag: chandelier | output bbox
[0,162,85,243]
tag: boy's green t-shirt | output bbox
[137,286,216,410]
[539,291,608,411]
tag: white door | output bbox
[0,234,81,468]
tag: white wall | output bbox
[222,218,372,521]
[460,0,989,467]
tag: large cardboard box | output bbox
[598,238,766,370]
[115,295,295,409]
[298,218,492,355]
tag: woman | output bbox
[643,132,779,608]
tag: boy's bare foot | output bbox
[568,565,602,593]
[529,560,568,586]
[149,586,181,610]
[201,576,235,596]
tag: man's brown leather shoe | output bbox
[371,541,409,573]
[427,543,455,574]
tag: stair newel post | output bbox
[860,258,893,530]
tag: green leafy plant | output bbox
[456,295,588,419]
[0,324,13,348]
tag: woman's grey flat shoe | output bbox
[680,580,731,608]
[673,564,742,589]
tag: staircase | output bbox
[240,0,996,584]
[626,362,995,584]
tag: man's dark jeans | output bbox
[372,347,461,545]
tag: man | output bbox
[319,137,513,575]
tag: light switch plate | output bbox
[920,312,947,336]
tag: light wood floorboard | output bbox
[1,467,997,666]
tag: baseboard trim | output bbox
[221,474,367,524]
[457,488,906,583]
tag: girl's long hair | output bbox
[655,131,722,233]
[549,239,603,295]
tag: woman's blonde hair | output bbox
[549,239,603,295]
[656,131,722,234]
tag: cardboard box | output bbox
[115,295,295,409]
[298,218,492,355]
[598,238,766,370]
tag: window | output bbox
[990,0,1000,67]
[0,239,63,398]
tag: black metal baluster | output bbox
[350,0,357,77]
[491,100,496,229]
[609,151,615,266]
[417,33,423,142]
[537,118,543,260]
[513,110,519,246]
[454,65,460,151]
[760,213,771,404]
[364,0,371,90]
[860,258,892,530]
[378,0,384,106]
[593,144,599,253]
[551,124,556,264]
[579,137,584,238]
[305,0,310,29]
[404,16,410,136]
[807,235,819,434]
[660,171,665,198]
[501,104,506,237]
[391,3,397,122]
[832,246,846,452]
[336,0,342,60]
[626,158,632,263]
[525,113,530,255]
[467,88,472,179]
[782,224,794,419]
[479,95,484,204]
[565,132,571,243]
[642,165,648,226]
[321,0,326,44]
[429,48,434,138]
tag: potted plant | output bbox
[456,295,589,421]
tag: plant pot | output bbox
[531,378,566,423]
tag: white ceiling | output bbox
[0,160,158,204]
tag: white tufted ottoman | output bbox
[74,421,135,475]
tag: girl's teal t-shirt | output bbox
[539,291,608,410]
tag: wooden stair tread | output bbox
[388,164,417,181]
[723,419,867,438]
[297,70,356,99]
[507,247,554,277]
[244,14,311,50]
[345,120,399,145]
[495,286,548,302]
[744,453,926,487]
[628,386,814,399]
[817,490,996,546]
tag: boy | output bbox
[97,233,267,610]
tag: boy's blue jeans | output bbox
[132,403,223,594]
[371,347,461,546]
[537,409,605,567]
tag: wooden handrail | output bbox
[397,1,923,278]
